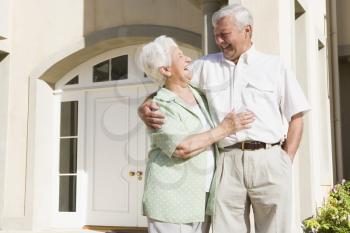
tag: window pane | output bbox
[93,60,109,82]
[66,75,79,85]
[60,101,78,137]
[59,138,77,174]
[111,55,128,80]
[59,176,77,212]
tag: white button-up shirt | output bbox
[190,46,310,148]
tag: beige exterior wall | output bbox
[2,0,84,227]
[304,0,333,195]
[0,55,10,226]
[30,79,59,230]
[0,0,10,39]
[241,0,280,54]
[0,0,10,227]
[84,0,202,35]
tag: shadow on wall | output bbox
[339,57,350,179]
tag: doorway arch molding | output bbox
[31,24,202,87]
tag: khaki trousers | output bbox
[212,146,292,233]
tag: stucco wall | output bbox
[3,0,84,226]
[240,0,280,54]
[0,55,10,225]
[0,0,9,39]
[31,80,58,230]
[294,13,313,220]
[84,0,202,36]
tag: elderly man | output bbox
[139,3,309,233]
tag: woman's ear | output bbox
[159,66,171,77]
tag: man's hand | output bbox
[138,99,165,129]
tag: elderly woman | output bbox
[137,36,254,233]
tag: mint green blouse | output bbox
[142,86,220,224]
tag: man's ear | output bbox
[159,66,171,77]
[245,25,253,39]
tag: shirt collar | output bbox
[154,85,197,102]
[221,44,256,65]
[154,87,176,102]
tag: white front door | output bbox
[86,84,157,226]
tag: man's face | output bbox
[214,16,251,63]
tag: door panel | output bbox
[86,84,158,227]
[86,87,138,226]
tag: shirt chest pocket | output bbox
[204,83,231,114]
[243,80,276,105]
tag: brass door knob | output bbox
[136,171,143,180]
[128,171,136,176]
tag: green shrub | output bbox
[302,180,350,233]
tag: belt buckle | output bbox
[241,142,245,150]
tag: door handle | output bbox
[128,171,136,176]
[136,171,143,181]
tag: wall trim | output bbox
[85,24,201,49]
[31,25,201,86]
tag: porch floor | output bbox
[0,227,148,233]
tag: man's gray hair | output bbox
[136,35,178,85]
[212,3,254,29]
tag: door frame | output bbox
[51,91,88,228]
[51,83,157,228]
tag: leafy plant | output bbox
[302,180,350,233]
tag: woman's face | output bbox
[168,47,192,83]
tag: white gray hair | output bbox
[212,3,253,29]
[136,35,178,85]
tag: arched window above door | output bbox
[93,55,128,83]
[65,75,79,85]
[55,44,201,91]
[55,46,153,91]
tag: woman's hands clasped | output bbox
[219,111,255,136]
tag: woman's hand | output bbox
[173,111,255,159]
[219,111,255,136]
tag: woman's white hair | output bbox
[212,3,253,29]
[136,35,178,85]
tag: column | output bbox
[202,0,223,55]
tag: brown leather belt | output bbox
[224,141,280,151]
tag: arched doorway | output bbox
[52,44,201,228]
